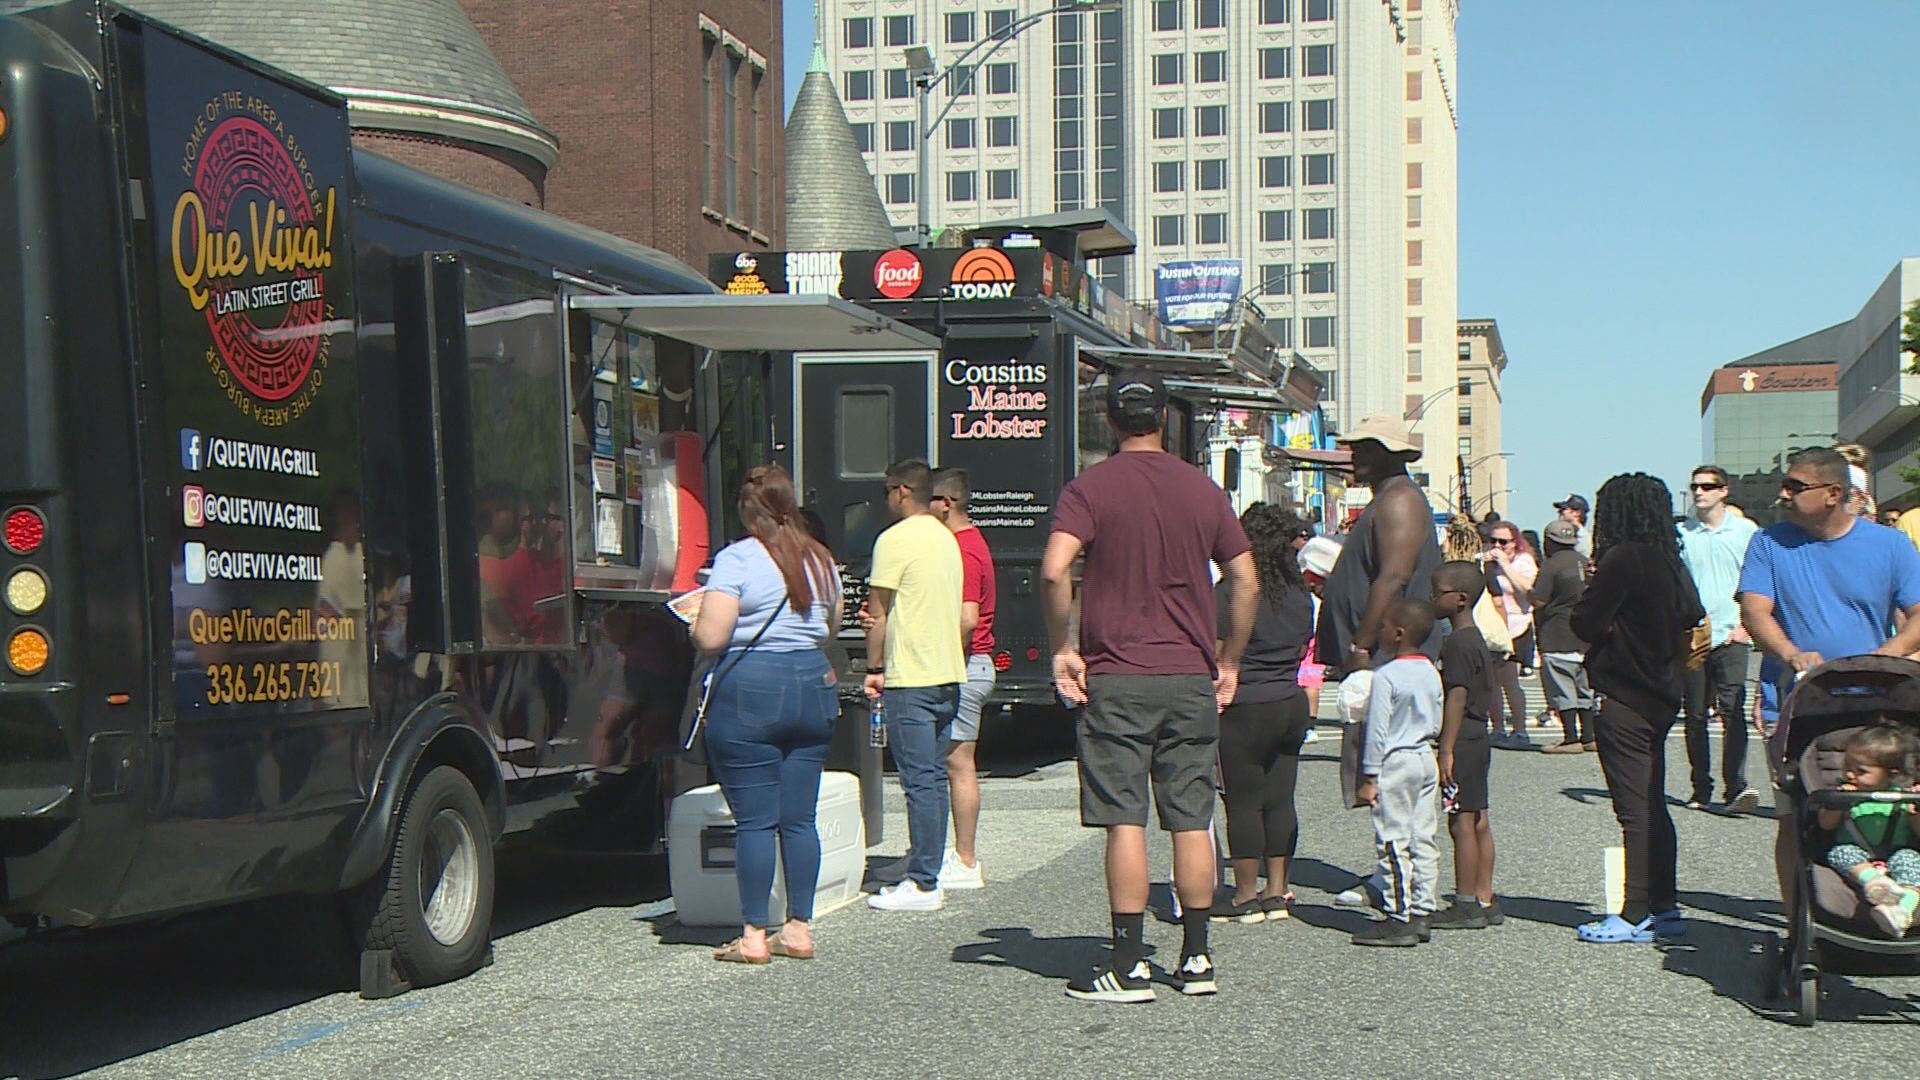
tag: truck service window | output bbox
[464,263,569,648]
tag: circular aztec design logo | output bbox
[194,116,325,402]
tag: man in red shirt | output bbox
[1042,367,1257,1003]
[932,468,996,891]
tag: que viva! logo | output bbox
[170,91,339,427]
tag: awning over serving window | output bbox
[1165,378,1287,411]
[565,293,940,352]
[1277,446,1354,470]
[1077,344,1234,377]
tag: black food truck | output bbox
[0,2,934,996]
[711,225,1288,716]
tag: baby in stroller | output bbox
[1815,725,1920,937]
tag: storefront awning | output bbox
[565,293,940,352]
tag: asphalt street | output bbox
[4,681,1917,1079]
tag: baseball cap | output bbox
[1544,519,1580,545]
[1105,366,1167,418]
[1553,493,1590,514]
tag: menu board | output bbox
[143,29,367,715]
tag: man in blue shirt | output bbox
[1738,446,1920,907]
[1678,465,1761,814]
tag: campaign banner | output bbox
[1154,259,1243,327]
[145,29,366,716]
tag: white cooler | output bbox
[668,770,866,927]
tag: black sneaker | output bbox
[1411,914,1432,942]
[1172,953,1218,996]
[1066,960,1156,1004]
[1429,900,1490,930]
[1211,895,1265,924]
[1261,893,1295,921]
[1482,898,1505,926]
[1351,918,1420,947]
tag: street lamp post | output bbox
[1457,450,1512,518]
[905,0,1120,245]
[1404,380,1477,432]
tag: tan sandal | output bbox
[767,937,815,960]
[712,938,771,964]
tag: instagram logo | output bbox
[183,485,205,528]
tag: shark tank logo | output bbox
[170,92,339,426]
[944,248,1018,300]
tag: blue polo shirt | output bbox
[1679,512,1759,647]
[1738,519,1920,718]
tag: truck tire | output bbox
[358,765,496,992]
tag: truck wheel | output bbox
[360,765,495,991]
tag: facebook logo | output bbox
[181,429,204,472]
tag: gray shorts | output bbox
[1540,651,1596,711]
[1078,673,1219,832]
[952,653,997,743]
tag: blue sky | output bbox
[783,2,1920,528]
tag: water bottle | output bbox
[869,697,888,748]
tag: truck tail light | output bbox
[993,651,1012,672]
[4,506,45,555]
[5,567,46,614]
[7,627,48,675]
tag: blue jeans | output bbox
[705,649,836,926]
[885,683,960,889]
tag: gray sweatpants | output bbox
[1372,746,1440,922]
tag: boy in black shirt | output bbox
[1429,561,1503,929]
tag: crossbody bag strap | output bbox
[683,596,787,752]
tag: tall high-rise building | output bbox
[817,0,1460,506]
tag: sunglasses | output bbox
[1491,537,1516,546]
[1689,482,1726,492]
[1780,478,1838,496]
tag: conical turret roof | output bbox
[126,0,557,171]
[785,46,900,251]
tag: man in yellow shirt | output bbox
[1896,506,1920,552]
[864,459,965,911]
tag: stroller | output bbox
[1765,656,1920,1025]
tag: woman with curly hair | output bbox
[1568,473,1705,944]
[1211,503,1318,923]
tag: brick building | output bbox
[462,0,785,267]
[128,0,784,271]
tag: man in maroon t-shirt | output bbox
[1042,367,1257,1003]
[932,467,996,891]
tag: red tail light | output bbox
[4,506,45,556]
[993,651,1012,672]
[1026,647,1041,662]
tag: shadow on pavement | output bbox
[1495,893,1592,929]
[1558,786,1612,806]
[0,839,674,1080]
[1655,919,1920,1026]
[1675,889,1784,930]
[952,927,1154,981]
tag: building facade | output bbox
[1700,328,1843,525]
[816,0,1459,499]
[1455,318,1507,519]
[463,0,786,268]
[1836,258,1920,508]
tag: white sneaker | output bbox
[939,851,985,891]
[1302,728,1321,744]
[867,880,944,911]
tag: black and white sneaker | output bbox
[1066,960,1156,1004]
[1211,895,1265,924]
[1724,788,1761,815]
[1173,953,1218,996]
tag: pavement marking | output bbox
[1603,845,1625,916]
[251,1001,424,1063]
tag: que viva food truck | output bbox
[713,220,1290,718]
[0,1,934,997]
